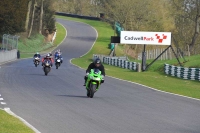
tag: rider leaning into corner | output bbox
[83,58,105,86]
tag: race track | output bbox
[0,18,200,133]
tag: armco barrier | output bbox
[93,54,138,71]
[0,49,17,64]
[164,64,200,81]
[56,12,101,21]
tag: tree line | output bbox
[53,0,200,55]
[0,0,56,40]
[1,0,199,55]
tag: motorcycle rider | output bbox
[48,52,53,57]
[54,49,63,63]
[41,53,54,67]
[83,58,105,86]
[33,52,41,63]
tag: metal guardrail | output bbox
[1,34,20,51]
[56,12,101,21]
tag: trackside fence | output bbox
[1,34,20,51]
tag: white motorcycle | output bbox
[55,57,62,69]
[34,57,40,67]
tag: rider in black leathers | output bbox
[83,58,105,86]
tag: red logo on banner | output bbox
[155,34,167,43]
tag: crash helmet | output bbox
[46,53,50,58]
[94,58,101,67]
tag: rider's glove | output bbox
[86,72,89,76]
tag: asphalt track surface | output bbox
[0,18,200,133]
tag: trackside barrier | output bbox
[164,64,200,81]
[0,49,17,64]
[93,54,140,71]
[56,12,101,21]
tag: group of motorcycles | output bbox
[33,54,103,98]
[33,54,63,76]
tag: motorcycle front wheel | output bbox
[56,63,59,69]
[89,84,97,98]
[44,67,50,76]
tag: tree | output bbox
[0,0,28,36]
[39,0,44,34]
[42,0,56,34]
[25,0,32,31]
[28,0,36,38]
[171,0,200,54]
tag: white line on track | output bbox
[1,102,6,105]
[0,98,4,100]
[4,108,41,133]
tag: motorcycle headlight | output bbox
[95,78,100,81]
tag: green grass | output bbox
[54,22,66,46]
[56,16,200,99]
[0,109,34,133]
[56,15,125,58]
[19,22,66,58]
[18,34,47,53]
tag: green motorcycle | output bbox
[86,69,104,98]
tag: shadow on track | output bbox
[56,94,87,98]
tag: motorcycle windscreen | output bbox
[93,68,101,74]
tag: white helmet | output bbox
[46,53,50,57]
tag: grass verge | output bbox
[0,109,34,133]
[56,16,200,99]
[19,22,66,58]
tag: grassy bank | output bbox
[56,16,200,99]
[0,109,34,133]
[19,22,66,58]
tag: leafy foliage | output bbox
[42,0,56,34]
[0,0,29,37]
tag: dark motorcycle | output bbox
[34,57,40,67]
[43,60,51,76]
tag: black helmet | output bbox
[94,58,101,64]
